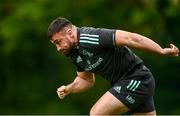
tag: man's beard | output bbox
[64,49,72,57]
[63,43,74,57]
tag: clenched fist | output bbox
[162,44,179,56]
[57,85,70,99]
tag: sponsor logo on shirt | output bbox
[85,57,103,71]
[82,49,93,57]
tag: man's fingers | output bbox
[170,44,179,56]
[57,85,68,99]
[170,44,178,51]
[174,46,179,53]
[57,91,65,99]
[56,85,69,100]
[170,44,175,50]
[170,44,173,48]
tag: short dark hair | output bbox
[47,17,72,39]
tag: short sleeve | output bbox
[78,27,116,49]
[98,28,116,48]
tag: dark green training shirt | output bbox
[70,27,143,85]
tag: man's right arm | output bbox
[57,71,95,99]
[115,30,179,56]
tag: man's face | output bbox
[51,29,74,56]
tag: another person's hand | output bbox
[162,44,179,56]
[57,85,70,99]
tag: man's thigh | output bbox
[90,91,129,115]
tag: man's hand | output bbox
[57,85,70,99]
[56,72,95,100]
[161,44,179,56]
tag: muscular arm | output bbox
[57,71,95,99]
[115,30,179,56]
[66,71,95,93]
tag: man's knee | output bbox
[90,105,108,115]
[90,105,126,115]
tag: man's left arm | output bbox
[115,30,179,56]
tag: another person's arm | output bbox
[57,71,95,99]
[115,30,179,56]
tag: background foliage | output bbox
[0,0,180,114]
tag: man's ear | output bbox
[67,28,72,34]
[67,29,73,37]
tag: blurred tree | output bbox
[0,0,179,114]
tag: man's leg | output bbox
[89,91,156,115]
[90,91,129,115]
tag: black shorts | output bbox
[109,63,155,113]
